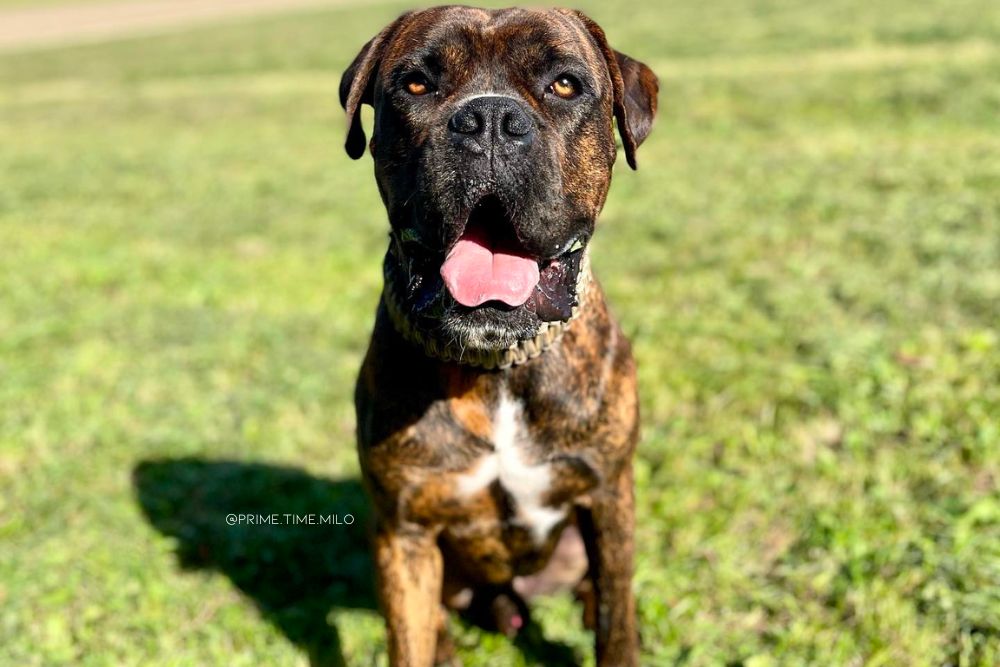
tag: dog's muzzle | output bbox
[381,243,593,370]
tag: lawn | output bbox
[1,0,998,665]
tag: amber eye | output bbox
[549,75,579,99]
[403,73,431,96]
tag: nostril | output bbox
[449,108,482,135]
[502,110,532,138]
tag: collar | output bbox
[381,246,592,371]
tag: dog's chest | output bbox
[454,392,565,543]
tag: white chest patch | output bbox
[455,392,566,543]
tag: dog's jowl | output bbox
[341,6,657,666]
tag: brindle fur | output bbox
[342,6,657,666]
[357,285,638,665]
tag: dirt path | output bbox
[0,0,364,52]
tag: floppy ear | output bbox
[564,10,659,169]
[339,13,412,160]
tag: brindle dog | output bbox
[341,6,657,666]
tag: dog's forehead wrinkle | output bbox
[395,6,586,71]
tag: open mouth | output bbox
[438,196,586,321]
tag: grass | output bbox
[1,0,998,665]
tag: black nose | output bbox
[448,96,534,153]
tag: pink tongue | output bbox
[440,231,539,307]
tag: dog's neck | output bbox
[381,246,592,371]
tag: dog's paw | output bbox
[490,592,528,639]
[462,585,532,639]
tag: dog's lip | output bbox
[394,199,589,269]
[446,196,589,266]
[391,208,587,323]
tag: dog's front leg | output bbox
[374,525,443,667]
[579,463,639,666]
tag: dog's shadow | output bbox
[133,457,375,666]
[133,457,580,666]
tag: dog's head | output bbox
[341,6,658,350]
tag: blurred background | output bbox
[1,0,998,665]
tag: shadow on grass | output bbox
[132,457,375,667]
[132,456,582,667]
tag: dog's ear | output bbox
[339,13,412,159]
[612,50,659,168]
[562,10,659,169]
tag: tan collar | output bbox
[382,252,592,370]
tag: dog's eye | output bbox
[403,73,432,96]
[548,75,580,100]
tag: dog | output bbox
[340,6,657,665]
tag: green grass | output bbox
[1,0,999,665]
